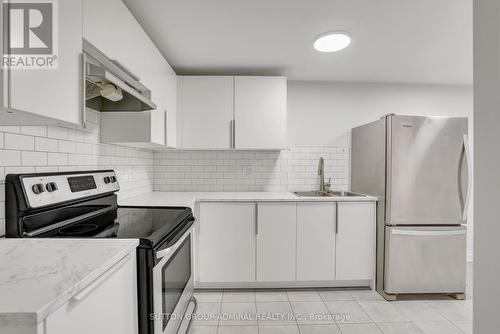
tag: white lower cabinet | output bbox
[257,203,297,281]
[335,202,376,280]
[196,200,375,287]
[44,252,138,334]
[297,202,336,281]
[198,202,256,283]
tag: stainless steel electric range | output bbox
[5,170,196,334]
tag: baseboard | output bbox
[195,279,372,289]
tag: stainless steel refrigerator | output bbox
[351,115,470,300]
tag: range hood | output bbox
[83,39,156,112]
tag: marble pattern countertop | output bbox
[119,191,377,208]
[0,239,138,326]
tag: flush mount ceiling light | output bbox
[313,32,351,52]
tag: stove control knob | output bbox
[46,182,58,192]
[32,184,45,194]
[110,176,117,183]
[104,176,111,184]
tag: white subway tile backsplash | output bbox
[0,126,20,134]
[21,151,48,166]
[47,126,67,140]
[77,142,92,154]
[58,140,77,153]
[0,150,22,166]
[20,126,47,137]
[4,133,35,151]
[0,111,154,236]
[4,166,35,175]
[35,137,58,152]
[47,153,68,166]
[154,146,350,192]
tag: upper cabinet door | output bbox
[83,0,145,77]
[2,0,83,126]
[179,76,234,149]
[234,76,287,150]
[84,0,177,148]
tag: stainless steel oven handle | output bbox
[156,245,176,259]
[156,227,193,259]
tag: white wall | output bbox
[473,0,500,332]
[288,81,473,147]
[288,81,474,260]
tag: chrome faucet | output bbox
[318,157,331,192]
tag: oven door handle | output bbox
[156,226,193,259]
[156,245,177,259]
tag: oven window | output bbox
[162,236,191,330]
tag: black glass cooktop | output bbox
[38,206,193,248]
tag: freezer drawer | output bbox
[384,226,466,294]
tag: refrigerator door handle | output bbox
[391,229,466,236]
[462,134,471,221]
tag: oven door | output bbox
[153,227,194,334]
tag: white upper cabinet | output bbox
[165,69,178,148]
[297,202,336,281]
[234,76,287,150]
[335,202,376,281]
[83,0,149,79]
[179,76,234,149]
[0,0,84,126]
[178,75,287,150]
[84,0,177,148]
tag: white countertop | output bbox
[119,191,377,208]
[0,239,138,326]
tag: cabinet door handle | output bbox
[232,119,236,149]
[229,120,233,148]
[81,53,87,128]
[335,202,338,234]
[255,203,258,235]
[2,1,11,108]
[72,254,130,302]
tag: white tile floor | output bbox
[189,264,473,334]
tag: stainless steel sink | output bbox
[327,191,365,197]
[294,191,332,197]
[294,190,366,197]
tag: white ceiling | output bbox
[123,0,472,85]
